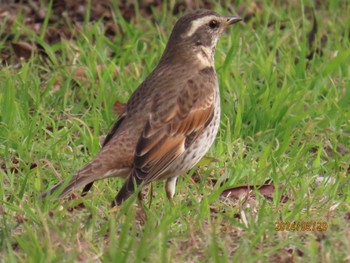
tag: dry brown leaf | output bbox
[344,212,350,222]
[70,66,88,82]
[324,143,350,157]
[12,41,35,60]
[113,100,126,115]
[50,79,62,95]
[1,157,20,174]
[220,184,289,203]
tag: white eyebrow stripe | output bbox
[185,16,218,37]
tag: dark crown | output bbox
[158,9,241,66]
[167,10,220,45]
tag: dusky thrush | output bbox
[44,9,241,206]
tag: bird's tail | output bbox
[41,163,96,199]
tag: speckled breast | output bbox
[165,85,221,177]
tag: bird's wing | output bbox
[132,77,216,184]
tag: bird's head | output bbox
[160,9,241,67]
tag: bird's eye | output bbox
[209,20,219,29]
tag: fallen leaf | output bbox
[15,213,27,224]
[344,212,350,222]
[324,143,350,157]
[50,79,62,95]
[220,184,289,203]
[12,41,35,60]
[49,210,54,219]
[269,248,295,263]
[113,100,126,115]
[1,157,20,174]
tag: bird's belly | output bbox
[164,97,221,178]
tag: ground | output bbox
[0,0,349,262]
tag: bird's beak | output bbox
[225,16,242,27]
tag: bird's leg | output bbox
[148,183,154,209]
[136,190,148,223]
[137,191,145,209]
[165,176,178,206]
[81,182,94,197]
[137,189,146,209]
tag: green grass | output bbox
[1,1,350,262]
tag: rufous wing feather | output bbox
[133,78,215,184]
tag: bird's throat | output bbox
[196,46,215,68]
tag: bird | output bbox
[43,9,242,207]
